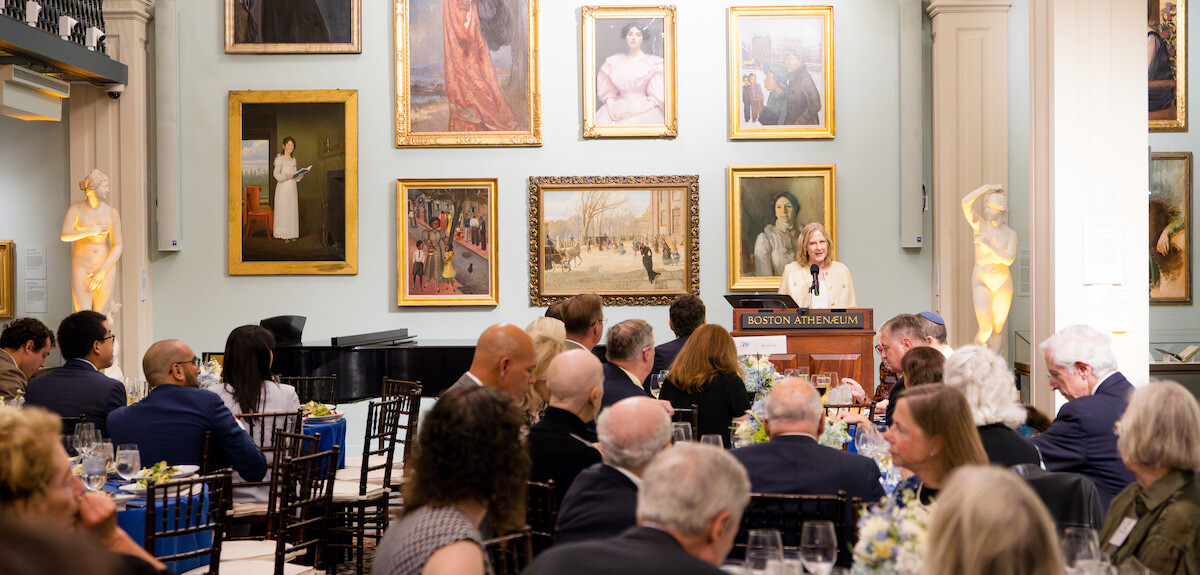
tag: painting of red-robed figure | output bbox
[396,0,541,147]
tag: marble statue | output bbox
[60,169,123,315]
[962,184,1018,351]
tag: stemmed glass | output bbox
[800,520,838,575]
[116,444,141,482]
[745,528,784,573]
[1060,527,1101,571]
[671,423,693,444]
[648,371,667,399]
[73,423,99,457]
[700,434,724,448]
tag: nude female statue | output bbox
[60,169,123,315]
[962,184,1018,350]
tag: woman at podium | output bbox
[778,222,856,308]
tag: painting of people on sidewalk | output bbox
[528,175,699,306]
[397,179,499,306]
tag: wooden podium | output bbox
[731,308,876,397]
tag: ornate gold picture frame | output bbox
[529,175,698,306]
[0,241,12,319]
[394,0,542,147]
[225,0,362,54]
[1150,152,1192,304]
[228,90,358,275]
[727,165,837,291]
[397,179,499,306]
[1150,0,1188,131]
[728,6,834,140]
[581,5,678,138]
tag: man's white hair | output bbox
[596,399,671,470]
[637,444,751,537]
[943,345,1027,428]
[1038,324,1118,374]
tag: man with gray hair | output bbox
[601,319,655,409]
[1032,324,1135,508]
[527,349,604,505]
[554,396,671,544]
[525,444,750,575]
[732,377,884,501]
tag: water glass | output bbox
[746,528,784,572]
[648,371,667,399]
[800,520,838,575]
[672,422,693,443]
[116,444,141,481]
[74,423,98,457]
[1061,527,1101,568]
[701,434,724,448]
[81,455,107,491]
[94,440,114,466]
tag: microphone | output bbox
[809,264,820,296]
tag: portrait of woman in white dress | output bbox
[272,136,304,242]
[595,22,665,125]
[753,191,799,276]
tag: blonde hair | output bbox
[667,324,742,394]
[523,323,566,424]
[923,466,1063,575]
[795,222,833,267]
[897,385,988,471]
[0,407,62,512]
[1118,380,1200,471]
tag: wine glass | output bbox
[800,520,838,575]
[73,423,98,457]
[1060,527,1101,569]
[745,528,784,573]
[116,444,141,481]
[648,371,667,399]
[700,434,724,448]
[672,422,693,444]
[81,455,107,492]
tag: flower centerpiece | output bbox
[851,490,931,575]
[732,355,851,449]
[739,354,781,395]
[198,359,223,390]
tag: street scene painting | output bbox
[397,179,498,306]
[529,175,699,306]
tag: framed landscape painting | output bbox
[1150,0,1187,131]
[528,175,699,306]
[728,6,834,139]
[727,165,836,291]
[225,0,362,53]
[397,179,499,306]
[1150,152,1192,304]
[581,5,677,138]
[228,90,358,275]
[394,0,541,147]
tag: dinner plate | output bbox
[172,465,199,478]
[109,492,136,506]
[119,483,147,494]
[304,409,343,423]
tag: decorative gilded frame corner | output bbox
[1150,152,1193,305]
[528,175,699,306]
[397,179,500,306]
[394,0,542,147]
[727,165,837,291]
[581,5,678,138]
[228,90,358,275]
[728,6,835,140]
[1151,0,1188,131]
[225,0,362,54]
[0,241,12,319]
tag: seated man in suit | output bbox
[0,317,55,401]
[555,396,671,544]
[527,349,604,505]
[648,294,705,384]
[440,323,535,401]
[107,339,266,482]
[526,443,750,575]
[732,377,885,502]
[24,311,125,437]
[1032,324,1136,509]
[561,293,604,352]
[601,319,655,409]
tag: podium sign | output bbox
[740,310,867,330]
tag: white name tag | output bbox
[1107,517,1137,547]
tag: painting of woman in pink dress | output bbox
[595,22,664,125]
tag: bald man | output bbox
[107,340,267,482]
[441,323,536,400]
[555,396,672,544]
[527,350,604,504]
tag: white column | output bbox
[69,0,154,378]
[927,0,1011,350]
[1029,0,1148,411]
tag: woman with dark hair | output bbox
[884,384,987,505]
[272,136,305,242]
[753,191,800,276]
[374,386,530,575]
[660,324,750,447]
[595,21,665,125]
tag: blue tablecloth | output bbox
[303,417,347,469]
[109,482,212,573]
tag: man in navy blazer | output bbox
[732,377,885,502]
[1031,325,1136,509]
[600,320,656,409]
[24,311,125,437]
[527,350,603,505]
[107,339,266,482]
[555,396,671,544]
[645,294,706,388]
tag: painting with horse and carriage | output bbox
[528,175,699,306]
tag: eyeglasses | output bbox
[100,333,116,342]
[174,357,201,369]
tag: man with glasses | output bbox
[601,320,655,409]
[561,293,605,352]
[106,340,266,482]
[25,310,125,436]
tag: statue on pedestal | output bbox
[60,169,123,316]
[962,184,1018,351]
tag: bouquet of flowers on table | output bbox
[851,489,930,575]
[198,359,223,390]
[739,354,781,395]
[732,354,851,449]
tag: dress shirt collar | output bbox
[611,464,643,488]
[1091,371,1120,395]
[462,371,484,387]
[616,365,642,387]
[75,358,100,372]
[564,339,588,352]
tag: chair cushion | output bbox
[220,539,279,562]
[218,559,324,575]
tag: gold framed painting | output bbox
[228,90,358,275]
[394,0,542,147]
[727,165,837,291]
[581,5,678,138]
[728,6,834,139]
[397,179,499,306]
[1151,152,1192,304]
[529,175,699,306]
[225,0,362,54]
[0,241,12,319]
[1150,0,1188,131]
